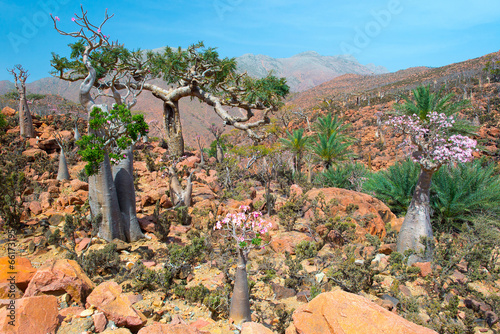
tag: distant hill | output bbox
[287,50,500,111]
[236,51,388,92]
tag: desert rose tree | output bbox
[50,8,148,242]
[8,65,35,138]
[214,206,272,324]
[388,85,477,263]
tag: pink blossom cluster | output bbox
[387,112,477,168]
[214,205,272,251]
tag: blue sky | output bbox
[1,0,499,82]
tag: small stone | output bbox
[80,308,95,317]
[354,259,364,266]
[315,272,326,284]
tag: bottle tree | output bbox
[8,65,35,138]
[50,8,148,242]
[388,85,477,263]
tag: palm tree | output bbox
[280,128,310,173]
[310,132,354,169]
[393,85,475,263]
[310,114,354,168]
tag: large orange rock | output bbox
[1,106,16,117]
[0,257,37,291]
[290,290,437,334]
[270,231,313,254]
[305,188,395,239]
[137,323,204,333]
[23,259,94,305]
[177,156,201,169]
[86,281,147,331]
[0,295,59,334]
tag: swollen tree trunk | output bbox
[230,249,251,324]
[88,153,127,242]
[112,147,144,242]
[74,120,81,141]
[396,168,435,264]
[164,101,184,157]
[18,89,35,138]
[56,147,70,181]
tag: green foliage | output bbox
[153,202,171,242]
[431,159,500,230]
[80,243,121,277]
[317,162,370,191]
[51,43,139,81]
[295,240,318,261]
[181,283,210,304]
[26,93,46,101]
[280,128,311,172]
[3,90,19,100]
[395,85,469,120]
[394,84,476,137]
[284,252,305,291]
[77,104,148,175]
[366,158,500,230]
[327,245,377,293]
[166,237,209,269]
[0,113,7,133]
[202,285,231,320]
[363,158,420,215]
[277,193,307,232]
[130,262,175,293]
[0,171,30,230]
[309,114,354,168]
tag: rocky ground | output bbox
[0,102,500,334]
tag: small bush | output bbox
[203,285,231,320]
[0,171,31,230]
[79,243,121,278]
[316,161,369,191]
[295,240,318,261]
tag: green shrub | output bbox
[79,243,121,277]
[295,240,318,261]
[166,237,209,269]
[363,158,419,216]
[202,285,231,320]
[0,171,31,230]
[316,161,369,191]
[431,160,500,230]
[0,113,7,133]
[130,262,175,292]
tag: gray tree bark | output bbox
[163,101,184,157]
[88,153,127,241]
[56,147,70,181]
[396,168,435,264]
[229,249,251,324]
[112,147,144,242]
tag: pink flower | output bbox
[97,29,101,33]
[71,17,76,22]
[54,16,60,21]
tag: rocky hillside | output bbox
[1,93,500,333]
[236,51,388,92]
